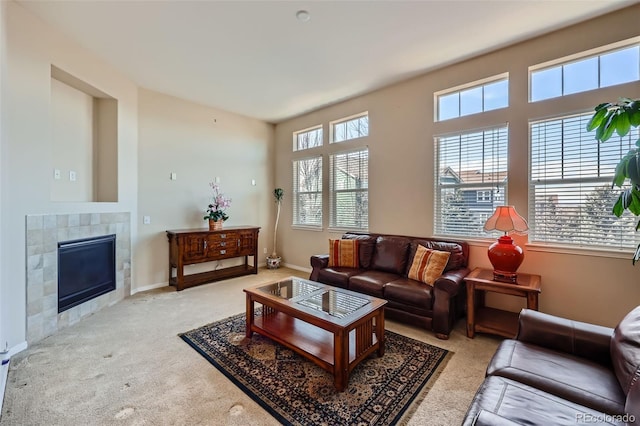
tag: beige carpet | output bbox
[1,268,500,425]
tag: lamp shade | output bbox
[483,206,529,234]
[484,206,529,283]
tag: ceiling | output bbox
[16,0,638,123]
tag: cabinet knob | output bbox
[220,242,226,247]
[204,240,207,249]
[220,233,226,239]
[220,250,226,255]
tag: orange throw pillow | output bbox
[328,239,359,268]
[408,245,450,285]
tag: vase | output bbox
[209,219,223,230]
[266,256,281,269]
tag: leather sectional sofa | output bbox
[463,307,640,425]
[309,232,470,339]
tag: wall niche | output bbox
[50,65,118,202]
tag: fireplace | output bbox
[58,234,116,313]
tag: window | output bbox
[529,112,639,249]
[329,148,369,229]
[530,43,640,102]
[436,76,508,121]
[331,113,369,143]
[434,126,508,237]
[293,126,323,151]
[477,191,492,203]
[293,157,322,227]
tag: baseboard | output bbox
[1,341,28,418]
[131,281,168,294]
[282,263,311,274]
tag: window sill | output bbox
[327,227,368,234]
[525,243,633,260]
[291,225,323,232]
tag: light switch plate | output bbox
[69,171,77,181]
[143,216,151,225]
[170,172,177,180]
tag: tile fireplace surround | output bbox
[25,212,131,344]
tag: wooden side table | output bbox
[465,267,541,338]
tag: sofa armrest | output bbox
[516,309,614,366]
[434,267,470,296]
[309,254,329,281]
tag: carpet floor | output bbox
[2,268,501,425]
[180,311,451,425]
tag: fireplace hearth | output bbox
[58,234,116,313]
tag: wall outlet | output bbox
[170,172,177,180]
[143,216,151,225]
[54,169,61,180]
[263,248,267,254]
[69,171,77,181]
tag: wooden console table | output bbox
[167,226,260,291]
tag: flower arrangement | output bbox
[203,182,231,222]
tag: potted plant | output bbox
[267,188,284,269]
[588,97,640,263]
[203,182,231,230]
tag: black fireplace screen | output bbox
[58,234,116,313]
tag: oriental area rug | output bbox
[179,312,451,426]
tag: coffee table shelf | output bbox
[244,277,386,392]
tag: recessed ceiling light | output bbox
[296,10,310,22]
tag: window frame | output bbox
[293,125,323,152]
[330,112,369,144]
[328,147,369,231]
[434,124,509,238]
[434,73,509,122]
[529,37,640,102]
[292,155,323,229]
[528,111,639,251]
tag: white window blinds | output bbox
[292,157,322,227]
[529,112,638,248]
[329,148,369,230]
[434,125,508,237]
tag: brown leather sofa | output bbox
[309,232,470,339]
[463,307,640,425]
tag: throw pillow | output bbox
[407,245,450,285]
[328,239,359,268]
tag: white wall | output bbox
[1,0,8,352]
[1,1,138,348]
[136,89,274,290]
[274,4,640,328]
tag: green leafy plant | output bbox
[203,182,231,222]
[587,98,640,263]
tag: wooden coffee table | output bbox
[244,277,387,392]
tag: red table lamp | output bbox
[483,206,529,283]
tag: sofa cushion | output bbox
[342,234,376,268]
[384,277,433,310]
[328,239,359,268]
[462,376,626,426]
[487,339,626,415]
[349,270,399,298]
[611,305,640,395]
[317,267,362,289]
[407,240,465,273]
[370,236,410,275]
[407,245,450,285]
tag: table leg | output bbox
[245,295,254,338]
[527,292,539,311]
[376,308,385,357]
[334,330,349,392]
[466,281,475,338]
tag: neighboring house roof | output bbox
[440,167,508,184]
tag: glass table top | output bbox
[256,278,321,300]
[296,289,370,319]
[256,278,371,319]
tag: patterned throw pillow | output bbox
[328,239,360,268]
[407,245,450,285]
